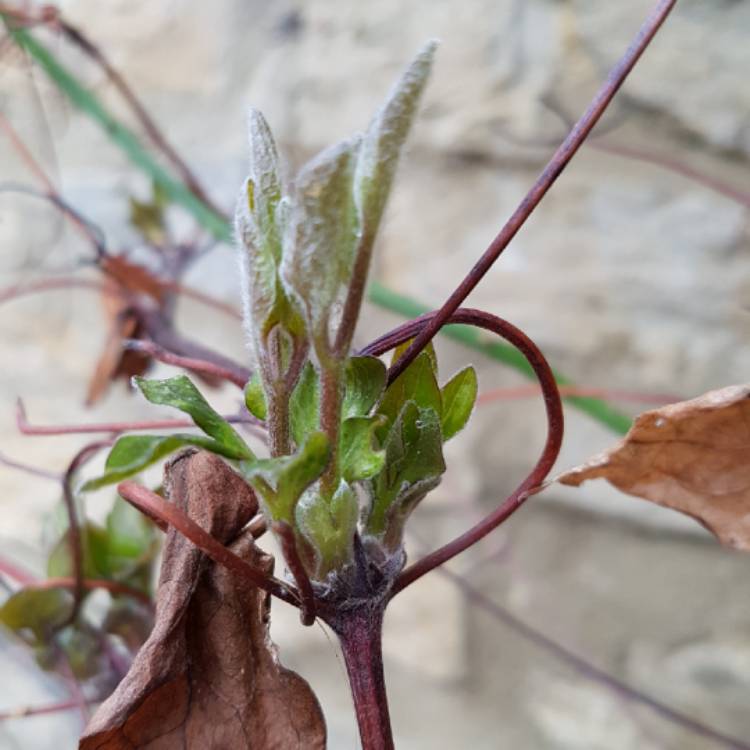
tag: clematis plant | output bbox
[72,1,677,745]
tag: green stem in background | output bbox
[5,19,630,436]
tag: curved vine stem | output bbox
[61,439,116,624]
[116,481,300,607]
[361,308,563,595]
[386,0,678,385]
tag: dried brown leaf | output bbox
[80,450,326,749]
[557,384,750,549]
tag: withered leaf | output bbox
[557,384,750,550]
[80,450,326,749]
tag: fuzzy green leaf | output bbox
[241,432,331,524]
[343,356,387,419]
[82,433,235,491]
[441,366,478,440]
[281,137,361,357]
[244,372,268,421]
[0,588,74,641]
[340,415,387,483]
[236,110,306,352]
[296,481,358,579]
[135,375,253,459]
[354,42,436,245]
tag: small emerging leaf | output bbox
[135,375,253,460]
[441,366,478,440]
[289,361,320,447]
[340,415,387,483]
[296,481,358,579]
[343,356,387,419]
[244,372,268,421]
[241,432,331,524]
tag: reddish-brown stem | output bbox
[362,308,563,595]
[439,566,750,750]
[61,439,115,622]
[272,521,316,626]
[117,481,300,607]
[478,384,681,405]
[332,604,393,750]
[124,338,248,388]
[386,0,678,385]
[591,140,750,210]
[0,277,113,306]
[0,698,96,723]
[0,449,61,481]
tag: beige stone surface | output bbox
[1,1,749,748]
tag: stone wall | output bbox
[1,1,749,747]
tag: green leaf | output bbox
[82,433,235,491]
[106,497,158,574]
[367,402,445,543]
[343,356,387,419]
[441,366,478,440]
[244,372,268,421]
[135,375,253,459]
[0,588,74,641]
[47,522,110,580]
[354,42,436,246]
[241,432,331,524]
[296,481,358,579]
[289,361,320,447]
[56,625,104,679]
[281,137,361,358]
[340,415,387,483]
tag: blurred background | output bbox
[1,0,749,747]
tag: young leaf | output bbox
[289,361,320,447]
[82,433,238,491]
[134,375,253,459]
[296,481,358,579]
[367,402,445,543]
[343,356,387,419]
[354,41,436,248]
[0,588,74,642]
[281,137,361,358]
[236,110,306,352]
[340,415,387,483]
[441,366,478,440]
[244,372,268,421]
[241,432,331,524]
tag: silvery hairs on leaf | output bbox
[236,109,302,365]
[281,136,362,362]
[282,42,437,360]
